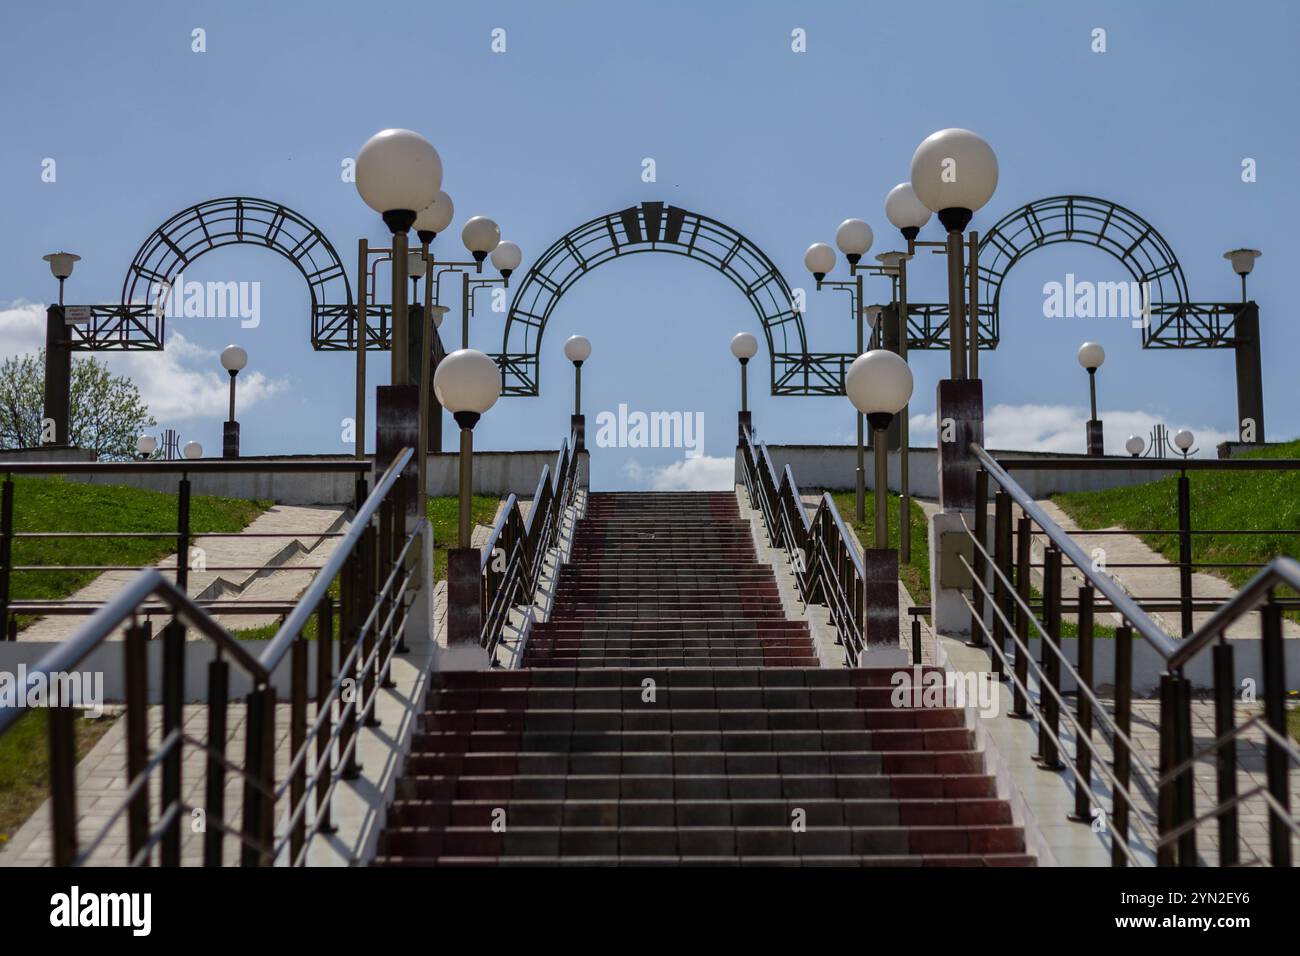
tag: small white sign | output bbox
[64,306,92,325]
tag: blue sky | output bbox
[1,0,1296,489]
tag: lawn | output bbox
[429,493,501,581]
[6,475,269,631]
[1052,438,1300,602]
[0,709,116,847]
[829,491,931,609]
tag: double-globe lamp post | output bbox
[433,347,502,646]
[1077,341,1105,456]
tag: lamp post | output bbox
[564,334,591,450]
[1173,428,1196,459]
[909,129,997,382]
[730,332,758,442]
[459,216,502,348]
[908,129,997,519]
[355,129,443,389]
[220,344,247,458]
[434,348,502,646]
[40,252,81,447]
[846,348,914,656]
[884,184,931,564]
[1077,341,1105,456]
[1224,248,1261,304]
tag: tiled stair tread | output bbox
[374,490,1030,866]
[398,773,1002,799]
[378,854,1036,867]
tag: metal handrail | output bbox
[0,568,267,739]
[1170,556,1300,669]
[261,448,414,670]
[971,443,1179,658]
[478,431,580,660]
[740,425,868,661]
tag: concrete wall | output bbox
[745,445,1168,498]
[18,451,585,505]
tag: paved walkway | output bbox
[19,504,348,640]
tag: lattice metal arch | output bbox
[496,202,809,396]
[68,197,355,351]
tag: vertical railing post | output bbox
[340,548,360,780]
[176,475,192,593]
[1112,624,1132,866]
[362,521,380,726]
[1070,586,1094,823]
[316,594,336,833]
[1211,641,1238,866]
[911,615,922,666]
[1176,471,1193,638]
[1156,672,1179,867]
[159,621,185,866]
[0,477,13,640]
[240,686,267,866]
[124,621,150,864]
[204,653,229,866]
[991,491,1011,680]
[1037,546,1063,769]
[968,468,988,648]
[48,701,78,867]
[1010,514,1032,718]
[290,636,308,864]
[1260,595,1292,867]
[1175,674,1197,866]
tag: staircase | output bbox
[375,491,1032,865]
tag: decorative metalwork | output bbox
[68,197,358,351]
[496,195,1247,398]
[497,202,809,396]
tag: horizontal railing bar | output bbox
[11,564,329,572]
[2,459,372,475]
[995,457,1300,472]
[12,531,347,539]
[1021,528,1300,537]
[972,444,1179,659]
[8,601,302,614]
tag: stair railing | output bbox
[0,448,423,867]
[965,442,1298,866]
[739,426,868,664]
[479,431,582,661]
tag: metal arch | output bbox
[496,201,808,396]
[977,194,1189,336]
[96,197,353,351]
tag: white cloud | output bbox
[620,455,735,491]
[909,403,1234,458]
[0,300,288,425]
[0,301,47,353]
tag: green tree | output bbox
[0,350,156,460]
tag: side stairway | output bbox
[375,491,1032,865]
